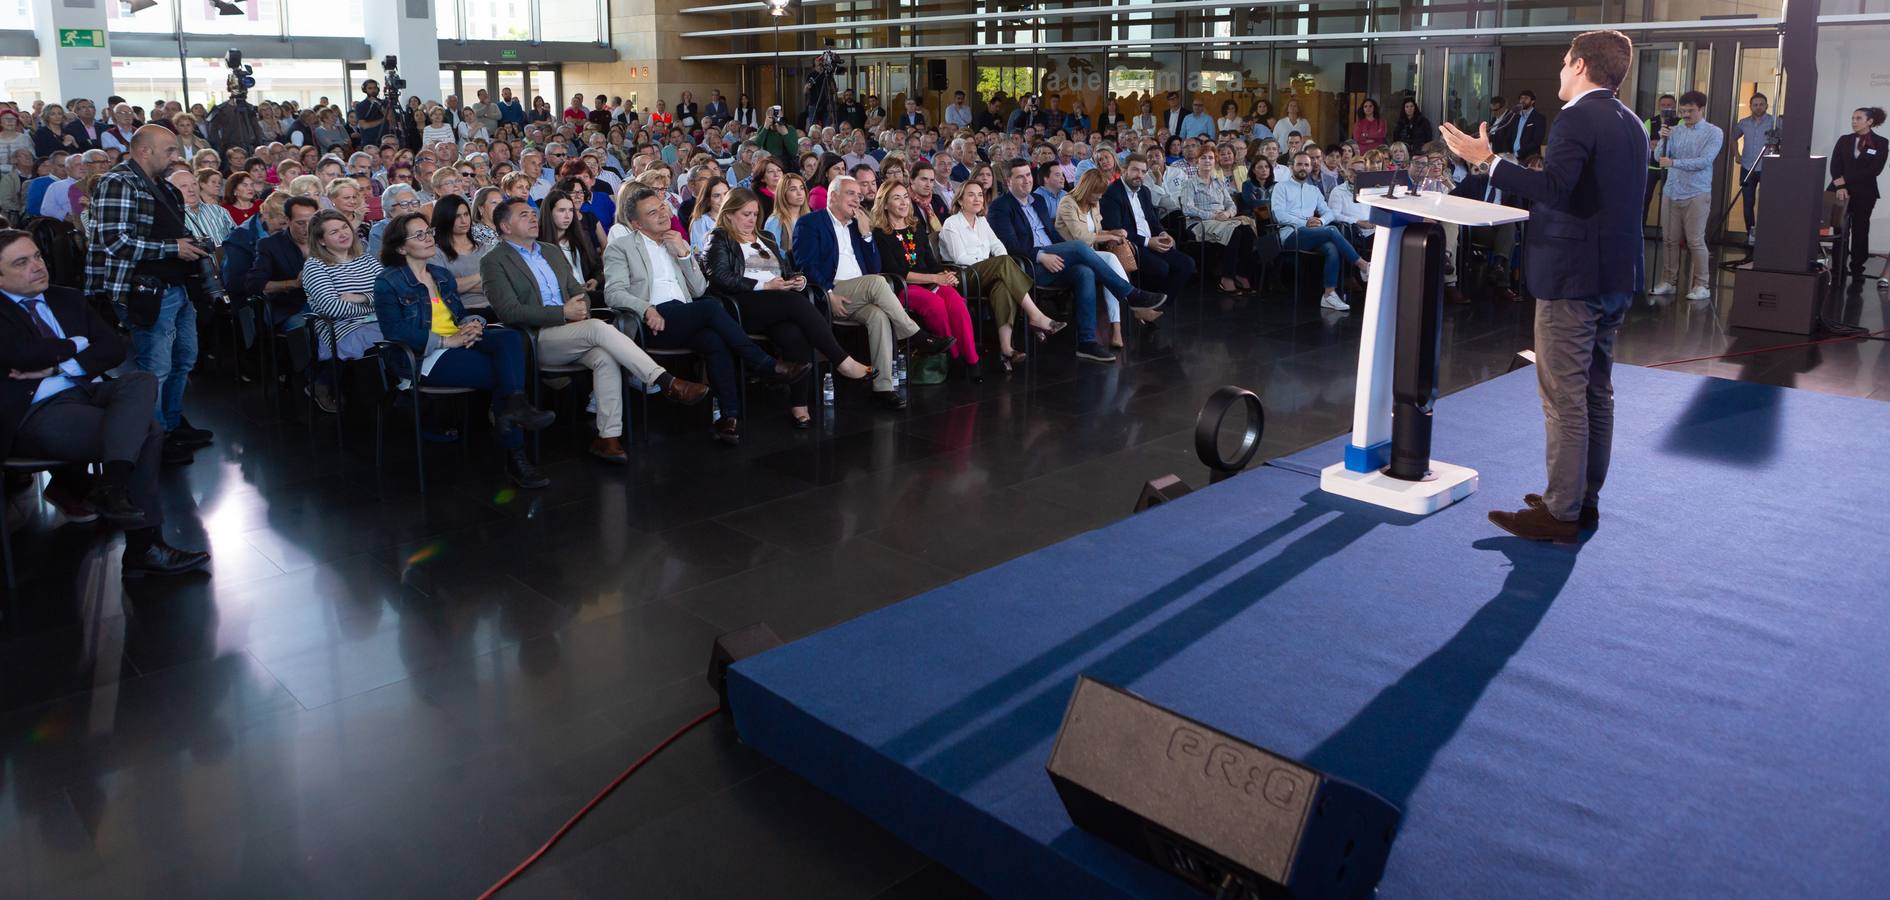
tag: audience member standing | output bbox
[1830,106,1888,284]
[1650,91,1722,301]
[84,125,215,462]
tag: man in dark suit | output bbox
[989,158,1167,364]
[1490,89,1548,161]
[1101,153,1196,300]
[0,230,209,577]
[62,99,103,152]
[1161,91,1186,136]
[1442,29,1645,544]
[244,195,318,329]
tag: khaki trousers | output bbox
[536,318,665,440]
[1659,192,1711,290]
[833,275,920,391]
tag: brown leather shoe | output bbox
[1525,493,1598,529]
[589,436,628,464]
[713,416,741,445]
[1446,285,1470,305]
[1488,504,1579,544]
[662,376,709,405]
[767,360,811,384]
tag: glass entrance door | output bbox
[1443,49,1495,135]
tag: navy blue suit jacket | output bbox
[1489,89,1646,300]
[1099,179,1168,249]
[988,190,1061,262]
[244,229,307,301]
[791,209,882,291]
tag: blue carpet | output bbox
[729,366,1890,898]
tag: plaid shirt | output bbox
[84,160,187,302]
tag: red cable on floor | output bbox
[1644,329,1890,368]
[477,706,723,899]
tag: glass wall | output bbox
[541,0,603,43]
[0,58,44,105]
[465,0,533,41]
[286,0,367,37]
[115,57,347,109]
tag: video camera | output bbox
[381,54,407,102]
[225,49,255,101]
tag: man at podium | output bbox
[1441,30,1646,544]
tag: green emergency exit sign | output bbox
[500,49,519,61]
[57,29,104,49]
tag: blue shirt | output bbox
[1269,177,1335,236]
[1179,112,1217,140]
[5,291,90,404]
[1661,119,1724,201]
[1510,110,1533,153]
[1019,197,1053,248]
[507,240,565,306]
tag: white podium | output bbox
[1320,190,1529,515]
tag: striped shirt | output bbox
[301,253,384,353]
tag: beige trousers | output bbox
[536,318,665,440]
[833,275,920,391]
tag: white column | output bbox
[32,0,114,104]
[364,0,442,104]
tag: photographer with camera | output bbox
[755,105,801,166]
[1732,92,1777,246]
[83,125,215,463]
[1642,93,1677,219]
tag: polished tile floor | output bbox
[3,245,1886,898]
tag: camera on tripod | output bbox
[225,49,255,100]
[381,55,407,98]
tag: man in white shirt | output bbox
[1271,151,1371,311]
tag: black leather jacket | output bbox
[705,227,801,294]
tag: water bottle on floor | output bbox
[893,352,907,386]
[821,372,835,406]
[711,398,721,421]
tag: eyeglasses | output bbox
[391,199,420,209]
[404,228,437,242]
[750,242,771,260]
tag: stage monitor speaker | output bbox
[1344,62,1369,94]
[1048,677,1400,900]
[708,623,783,707]
[1133,475,1194,513]
[1729,263,1825,335]
[927,59,948,92]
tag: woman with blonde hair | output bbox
[764,172,810,254]
[1055,169,1147,349]
[872,180,979,374]
[287,173,327,200]
[936,180,1064,371]
[325,176,370,241]
[172,114,209,161]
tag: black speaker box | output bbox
[928,59,948,91]
[707,623,783,707]
[1047,677,1399,899]
[1343,62,1369,94]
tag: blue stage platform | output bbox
[728,366,1890,898]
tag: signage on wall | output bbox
[57,28,105,49]
[626,64,652,80]
[501,49,520,61]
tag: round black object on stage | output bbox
[1195,386,1264,476]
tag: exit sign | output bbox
[58,29,104,49]
[500,49,519,61]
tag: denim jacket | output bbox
[372,262,484,376]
